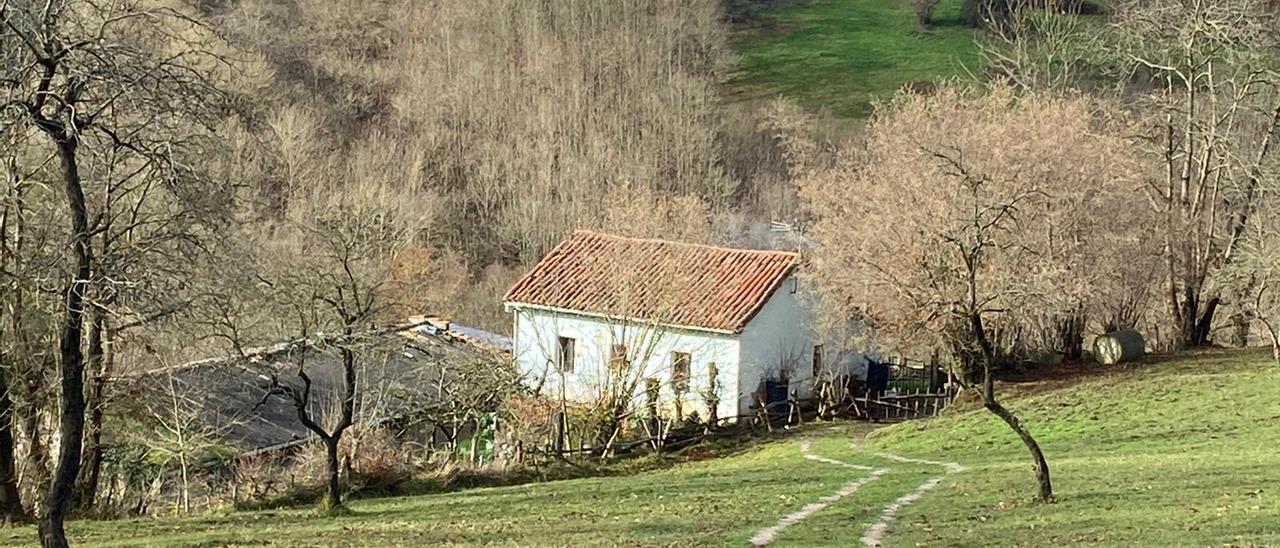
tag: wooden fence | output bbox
[858,357,956,421]
[857,391,954,421]
[530,357,959,460]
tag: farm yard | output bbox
[5,348,1275,547]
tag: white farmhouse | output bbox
[504,230,866,421]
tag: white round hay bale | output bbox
[1093,329,1145,365]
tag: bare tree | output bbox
[251,187,425,513]
[0,127,40,523]
[517,313,669,454]
[416,342,518,464]
[1111,0,1280,348]
[0,365,20,522]
[0,1,231,543]
[800,86,1147,502]
[963,0,1017,31]
[979,0,1103,91]
[135,370,226,514]
[217,0,738,271]
[1222,192,1280,363]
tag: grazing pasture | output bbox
[7,349,1276,546]
[727,0,982,117]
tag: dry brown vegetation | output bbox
[1110,0,1280,349]
[797,85,1157,501]
[205,0,799,334]
[791,0,1280,506]
[801,86,1152,360]
[1,0,808,535]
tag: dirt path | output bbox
[859,451,964,547]
[749,440,888,546]
[748,437,964,547]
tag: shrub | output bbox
[289,426,414,494]
[907,0,942,27]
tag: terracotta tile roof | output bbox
[503,230,800,333]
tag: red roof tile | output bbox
[503,230,799,333]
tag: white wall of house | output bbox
[510,307,741,422]
[508,276,870,419]
[737,276,871,413]
[737,275,815,410]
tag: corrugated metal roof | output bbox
[503,230,799,333]
[120,319,509,456]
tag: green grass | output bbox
[5,423,933,547]
[866,347,1280,546]
[6,348,1279,546]
[727,0,983,117]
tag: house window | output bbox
[609,343,629,374]
[813,344,824,378]
[672,352,691,392]
[790,277,798,294]
[557,336,576,373]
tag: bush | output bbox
[347,427,416,490]
[232,454,289,504]
[288,427,414,493]
[723,0,762,23]
[907,0,942,27]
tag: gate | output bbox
[858,357,955,421]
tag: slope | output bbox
[727,0,982,117]
[5,349,1277,546]
[864,347,1280,546]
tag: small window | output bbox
[789,277,798,294]
[609,343,629,373]
[557,336,576,373]
[671,352,691,392]
[813,344,824,377]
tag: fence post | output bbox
[551,410,566,455]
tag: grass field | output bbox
[870,348,1280,546]
[5,348,1278,546]
[726,0,982,117]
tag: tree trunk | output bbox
[1261,319,1280,366]
[40,140,91,548]
[1230,311,1251,347]
[645,379,661,452]
[18,370,50,507]
[178,453,191,514]
[0,177,28,523]
[75,311,108,512]
[323,436,341,512]
[0,366,27,523]
[6,199,50,509]
[983,399,1053,502]
[971,312,1053,503]
[1192,297,1219,347]
[1056,311,1085,362]
[469,423,480,466]
[1176,286,1218,348]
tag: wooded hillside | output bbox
[203,0,805,333]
